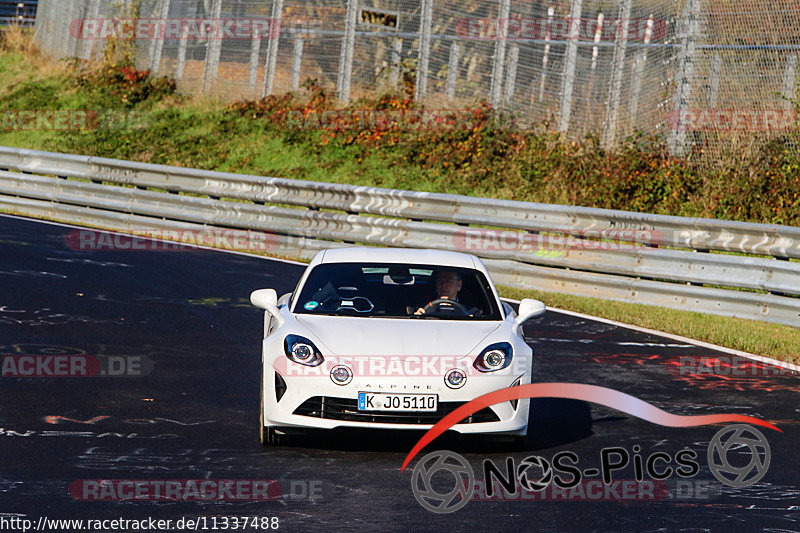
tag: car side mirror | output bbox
[514,299,546,330]
[251,289,280,317]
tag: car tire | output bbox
[261,424,284,446]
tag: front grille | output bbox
[293,396,500,424]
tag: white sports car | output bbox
[250,247,545,445]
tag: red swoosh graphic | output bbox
[401,383,781,472]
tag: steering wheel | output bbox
[423,298,470,316]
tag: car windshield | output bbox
[293,263,502,320]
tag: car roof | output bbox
[317,247,478,269]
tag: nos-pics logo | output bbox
[410,424,771,514]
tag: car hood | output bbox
[294,315,502,356]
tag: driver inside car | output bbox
[413,270,480,316]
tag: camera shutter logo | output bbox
[708,424,771,488]
[410,450,474,514]
[516,456,553,492]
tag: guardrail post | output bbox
[557,0,583,133]
[628,15,653,129]
[202,0,223,92]
[248,31,262,90]
[389,38,403,86]
[337,0,358,102]
[176,21,189,80]
[536,6,554,104]
[263,0,285,97]
[291,37,304,91]
[503,44,519,104]
[415,0,433,101]
[668,0,701,157]
[602,0,633,149]
[489,0,511,107]
[706,52,721,108]
[782,54,797,109]
[445,42,460,100]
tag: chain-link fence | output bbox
[31,0,800,155]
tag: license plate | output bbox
[358,392,438,412]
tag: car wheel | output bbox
[261,424,284,446]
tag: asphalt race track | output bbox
[0,214,798,532]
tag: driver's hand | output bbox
[414,307,425,315]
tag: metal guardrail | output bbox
[0,146,798,327]
[0,17,34,25]
[2,146,799,259]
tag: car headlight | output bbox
[284,334,324,367]
[473,342,513,372]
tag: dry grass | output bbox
[0,25,68,84]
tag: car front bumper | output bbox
[262,366,530,435]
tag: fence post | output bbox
[389,38,403,86]
[37,0,56,57]
[248,31,262,90]
[263,0,285,97]
[782,54,797,109]
[445,42,460,100]
[707,52,721,108]
[83,0,102,61]
[503,44,519,104]
[202,0,223,92]
[291,37,304,91]
[557,0,583,133]
[32,0,47,51]
[537,6,554,103]
[176,21,189,80]
[628,15,654,128]
[147,0,160,69]
[602,0,633,149]
[668,0,701,157]
[490,0,511,107]
[72,0,89,58]
[150,0,170,75]
[415,0,433,101]
[591,13,604,70]
[337,0,358,102]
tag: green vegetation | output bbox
[1,26,799,224]
[499,286,800,363]
[1,26,799,361]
